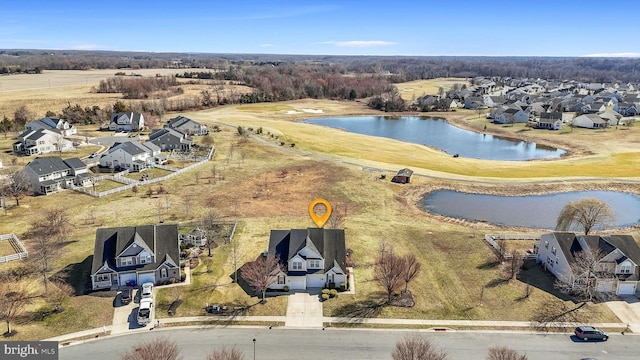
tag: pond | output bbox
[422,190,640,230]
[301,116,566,161]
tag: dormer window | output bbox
[309,259,321,269]
[292,261,303,270]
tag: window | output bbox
[96,274,110,282]
[277,275,285,284]
[309,259,321,269]
[292,261,303,270]
[544,241,549,249]
[121,257,133,266]
[140,255,151,264]
[551,246,556,255]
[620,265,631,274]
[160,268,167,278]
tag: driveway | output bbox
[285,292,323,328]
[607,296,640,333]
[111,288,155,334]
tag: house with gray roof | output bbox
[148,128,193,151]
[265,228,347,290]
[109,112,145,132]
[23,157,91,195]
[535,112,563,130]
[536,232,640,296]
[25,117,77,136]
[572,113,609,129]
[13,128,73,156]
[90,223,181,290]
[99,140,166,172]
[165,115,208,135]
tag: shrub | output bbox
[339,282,347,291]
[329,289,338,298]
[328,282,336,289]
[180,272,186,282]
[321,294,330,301]
[322,289,330,295]
[283,286,289,292]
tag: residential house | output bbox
[180,227,207,247]
[25,117,77,136]
[13,128,73,156]
[99,141,166,172]
[148,128,193,151]
[265,228,347,290]
[535,112,563,130]
[392,168,413,184]
[597,109,622,126]
[165,115,208,135]
[90,223,181,290]
[464,96,486,110]
[536,232,640,296]
[572,114,609,129]
[23,157,91,195]
[109,112,145,132]
[493,108,529,124]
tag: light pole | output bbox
[252,338,256,360]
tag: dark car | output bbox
[575,326,608,341]
[120,287,133,305]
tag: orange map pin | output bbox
[309,198,332,228]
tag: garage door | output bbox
[138,272,155,286]
[618,283,637,295]
[288,276,306,290]
[307,275,323,288]
[119,273,136,287]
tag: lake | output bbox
[422,190,640,229]
[301,116,566,161]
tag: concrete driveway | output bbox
[285,292,323,328]
[607,296,640,333]
[111,288,155,334]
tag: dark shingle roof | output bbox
[268,228,346,273]
[25,157,69,175]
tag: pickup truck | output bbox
[137,298,153,326]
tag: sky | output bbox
[2,0,640,57]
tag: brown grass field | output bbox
[0,74,638,339]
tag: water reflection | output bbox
[301,116,566,161]
[422,190,640,229]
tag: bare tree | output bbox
[327,207,345,229]
[199,209,219,257]
[487,346,528,360]
[241,254,283,303]
[0,281,34,336]
[554,247,614,301]
[556,197,614,235]
[207,347,245,360]
[401,254,421,292]
[502,251,524,281]
[392,334,449,360]
[182,195,192,218]
[120,338,181,360]
[43,207,73,244]
[230,238,242,284]
[530,300,587,332]
[374,247,406,303]
[29,226,58,294]
[53,133,67,156]
[2,169,30,206]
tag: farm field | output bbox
[0,72,638,340]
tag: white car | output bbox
[141,282,153,300]
[137,298,153,326]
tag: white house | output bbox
[13,128,74,156]
[572,114,609,129]
[109,112,145,132]
[536,232,640,296]
[165,115,208,136]
[264,228,347,290]
[25,117,77,136]
[23,157,91,195]
[99,141,166,172]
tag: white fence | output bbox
[484,234,541,260]
[74,147,214,198]
[0,233,28,263]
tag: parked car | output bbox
[120,287,133,305]
[137,298,153,326]
[141,282,153,300]
[89,152,98,158]
[575,326,608,341]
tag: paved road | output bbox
[58,327,638,360]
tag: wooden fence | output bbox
[0,233,28,263]
[74,147,214,198]
[484,234,541,260]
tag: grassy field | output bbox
[0,75,637,340]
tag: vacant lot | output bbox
[1,73,637,339]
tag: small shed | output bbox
[392,168,413,184]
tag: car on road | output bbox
[89,152,98,158]
[119,287,133,305]
[141,282,153,300]
[575,326,608,341]
[137,298,153,326]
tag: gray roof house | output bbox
[265,228,347,290]
[90,223,181,290]
[109,112,145,132]
[148,128,193,151]
[99,141,166,172]
[25,117,77,136]
[535,112,563,130]
[23,157,91,195]
[165,115,208,136]
[536,232,640,296]
[13,128,73,156]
